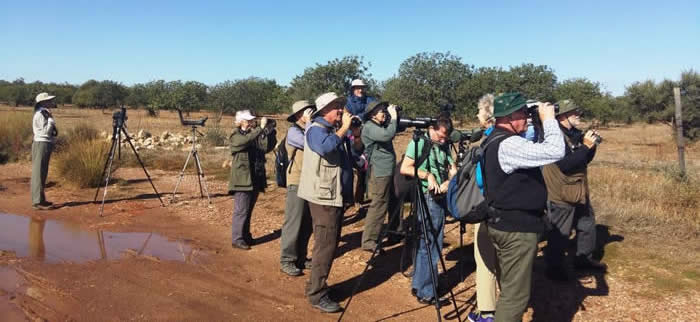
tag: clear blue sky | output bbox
[2,1,698,96]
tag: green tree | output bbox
[501,63,557,102]
[288,56,376,101]
[173,81,208,113]
[624,80,672,123]
[675,70,700,141]
[209,77,290,115]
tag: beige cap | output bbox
[351,79,367,87]
[235,109,256,122]
[287,100,316,122]
[35,92,56,103]
[312,92,346,118]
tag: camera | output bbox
[450,128,483,144]
[112,107,128,129]
[351,117,363,128]
[526,102,560,118]
[266,118,277,129]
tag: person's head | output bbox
[287,100,316,125]
[313,92,347,127]
[476,93,495,129]
[555,99,583,129]
[493,92,529,134]
[364,101,389,124]
[350,79,367,98]
[235,109,256,130]
[35,92,56,109]
[429,114,453,145]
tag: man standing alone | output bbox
[31,92,58,210]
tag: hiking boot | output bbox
[280,262,302,276]
[312,295,342,313]
[467,311,494,322]
[546,267,570,282]
[231,241,251,250]
[574,256,607,271]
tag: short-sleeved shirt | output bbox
[405,137,454,192]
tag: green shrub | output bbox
[53,139,115,188]
[54,122,100,152]
[0,111,33,163]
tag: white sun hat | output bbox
[235,109,256,122]
[350,79,367,88]
[35,92,56,103]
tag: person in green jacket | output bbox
[229,109,276,250]
[359,101,400,252]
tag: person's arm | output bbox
[230,127,262,154]
[307,125,344,157]
[556,146,591,175]
[399,141,440,193]
[498,118,565,174]
[362,119,397,143]
[286,126,305,150]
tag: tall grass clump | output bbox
[53,139,115,188]
[0,111,34,163]
[54,122,101,152]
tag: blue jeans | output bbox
[412,193,446,299]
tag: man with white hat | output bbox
[346,79,375,204]
[346,79,376,119]
[279,100,316,276]
[31,92,58,210]
[228,109,276,250]
[298,92,353,313]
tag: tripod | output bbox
[171,125,211,204]
[94,108,164,217]
[339,129,461,322]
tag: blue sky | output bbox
[1,1,698,95]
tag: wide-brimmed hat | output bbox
[555,99,580,116]
[493,92,528,118]
[35,92,56,103]
[312,92,346,118]
[235,109,256,122]
[287,100,316,122]
[363,101,389,120]
[351,79,367,88]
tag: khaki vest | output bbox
[542,135,588,204]
[285,140,304,186]
[297,122,344,207]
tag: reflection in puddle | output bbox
[0,213,201,263]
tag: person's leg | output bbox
[39,143,52,202]
[298,200,313,268]
[544,201,575,272]
[243,191,258,243]
[280,185,305,264]
[306,203,343,306]
[488,228,538,322]
[361,174,390,250]
[474,223,497,313]
[31,142,43,205]
[412,193,444,300]
[231,191,251,245]
[575,202,597,258]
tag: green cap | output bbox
[493,92,527,117]
[555,99,579,116]
[364,101,389,120]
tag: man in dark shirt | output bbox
[542,100,606,282]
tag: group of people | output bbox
[30,80,605,321]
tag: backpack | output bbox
[274,134,300,188]
[393,137,433,202]
[446,132,508,223]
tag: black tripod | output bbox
[339,129,461,322]
[171,125,211,204]
[94,107,164,217]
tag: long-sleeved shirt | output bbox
[286,124,305,150]
[361,119,397,177]
[497,119,565,174]
[345,94,376,120]
[33,108,57,143]
[555,126,596,175]
[306,117,353,202]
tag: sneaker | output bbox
[231,241,251,250]
[574,256,607,271]
[280,262,302,276]
[312,294,342,313]
[468,311,494,322]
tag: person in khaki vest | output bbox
[297,92,353,313]
[542,100,606,281]
[279,100,316,276]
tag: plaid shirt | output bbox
[498,119,565,174]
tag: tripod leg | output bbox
[193,151,211,204]
[99,137,119,217]
[121,128,164,207]
[94,135,118,201]
[172,148,194,201]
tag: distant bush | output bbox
[53,139,114,188]
[0,111,33,163]
[204,125,228,146]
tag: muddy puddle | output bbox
[0,213,201,263]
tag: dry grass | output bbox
[0,110,34,163]
[52,139,115,188]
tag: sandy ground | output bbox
[1,143,698,320]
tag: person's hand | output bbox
[387,104,398,120]
[538,102,556,121]
[439,180,450,194]
[260,117,268,129]
[302,108,313,123]
[426,173,439,194]
[341,111,353,129]
[583,130,598,148]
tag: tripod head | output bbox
[177,108,208,127]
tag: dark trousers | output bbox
[31,141,53,205]
[280,185,313,265]
[361,173,399,249]
[487,226,538,322]
[305,202,343,305]
[545,200,597,269]
[232,191,259,244]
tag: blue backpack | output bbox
[446,132,506,223]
